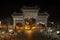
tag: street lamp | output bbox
[57,31,60,34]
[51,22,54,24]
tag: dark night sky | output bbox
[0,0,60,23]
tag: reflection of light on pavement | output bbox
[27,30,32,33]
[25,30,32,37]
[25,30,32,34]
[1,35,5,38]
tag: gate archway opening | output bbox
[15,22,23,32]
[37,22,45,32]
[24,18,36,30]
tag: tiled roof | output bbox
[12,12,49,16]
[38,12,49,16]
[12,12,23,16]
[22,6,39,9]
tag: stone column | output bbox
[23,18,25,31]
[13,18,16,30]
[36,19,38,31]
[36,16,38,31]
[0,21,1,24]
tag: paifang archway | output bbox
[12,6,49,31]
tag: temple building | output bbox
[11,6,49,32]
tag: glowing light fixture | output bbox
[57,31,60,34]
[32,27,35,29]
[2,31,5,34]
[25,25,30,30]
[9,29,13,32]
